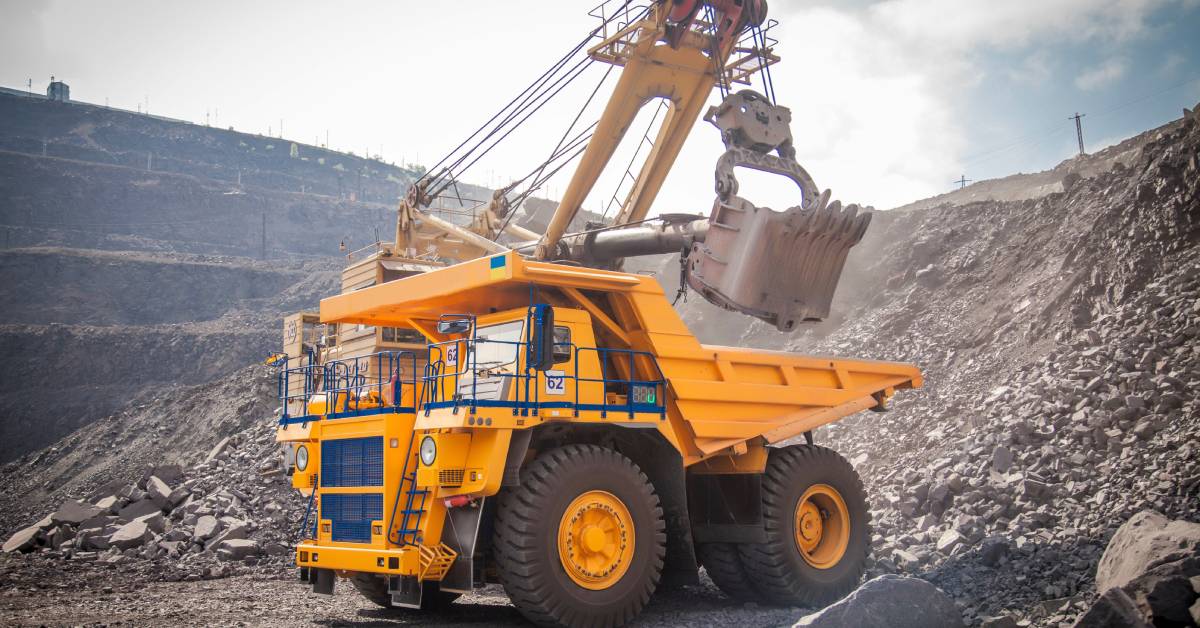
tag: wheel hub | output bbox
[793,484,850,570]
[558,490,635,590]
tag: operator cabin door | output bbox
[538,324,577,418]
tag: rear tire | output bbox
[737,445,871,606]
[350,573,460,611]
[696,542,761,602]
[493,444,666,627]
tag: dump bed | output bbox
[320,252,921,463]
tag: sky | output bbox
[1,0,1198,213]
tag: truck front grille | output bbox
[321,493,383,543]
[321,437,384,487]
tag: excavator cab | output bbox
[687,90,872,331]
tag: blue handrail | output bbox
[277,351,419,424]
[421,332,666,419]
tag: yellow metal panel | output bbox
[296,542,420,575]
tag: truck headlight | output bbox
[420,436,437,466]
[296,445,309,472]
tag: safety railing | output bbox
[574,346,667,419]
[422,335,666,419]
[277,352,322,424]
[277,351,419,425]
[324,351,420,419]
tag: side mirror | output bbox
[437,318,471,335]
[527,304,555,372]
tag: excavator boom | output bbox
[397,0,870,328]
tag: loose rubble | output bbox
[789,112,1200,625]
[2,421,298,582]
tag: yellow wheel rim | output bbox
[557,490,635,590]
[793,484,850,570]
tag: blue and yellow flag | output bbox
[489,254,507,279]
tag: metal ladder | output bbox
[388,431,430,546]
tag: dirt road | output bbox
[0,556,802,627]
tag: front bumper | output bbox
[296,541,421,576]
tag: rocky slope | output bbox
[784,107,1200,625]
[0,248,338,461]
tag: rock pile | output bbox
[817,253,1200,625]
[2,420,299,581]
[803,116,1200,625]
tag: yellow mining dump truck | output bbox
[273,2,923,625]
[277,251,920,625]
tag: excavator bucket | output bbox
[687,90,872,331]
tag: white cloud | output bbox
[1007,51,1054,85]
[1075,58,1129,90]
[0,0,1178,212]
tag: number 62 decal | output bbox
[545,370,565,395]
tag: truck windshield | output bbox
[470,320,524,369]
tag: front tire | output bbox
[493,444,666,627]
[737,445,871,606]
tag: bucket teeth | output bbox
[696,91,872,329]
[688,193,871,331]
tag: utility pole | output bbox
[26,78,32,97]
[261,212,267,259]
[1069,112,1086,156]
[953,175,971,190]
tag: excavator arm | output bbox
[395,0,870,329]
[534,0,766,259]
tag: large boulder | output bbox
[1071,588,1149,628]
[134,511,166,534]
[145,476,172,508]
[216,538,260,561]
[108,520,150,550]
[793,575,964,628]
[94,495,122,513]
[193,515,221,542]
[51,500,103,526]
[117,499,162,522]
[1097,510,1200,591]
[2,525,43,553]
[1083,511,1200,626]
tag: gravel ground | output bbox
[0,555,801,627]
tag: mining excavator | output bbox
[273,2,921,626]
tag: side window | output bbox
[552,326,572,364]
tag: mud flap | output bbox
[311,568,335,595]
[389,575,423,609]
